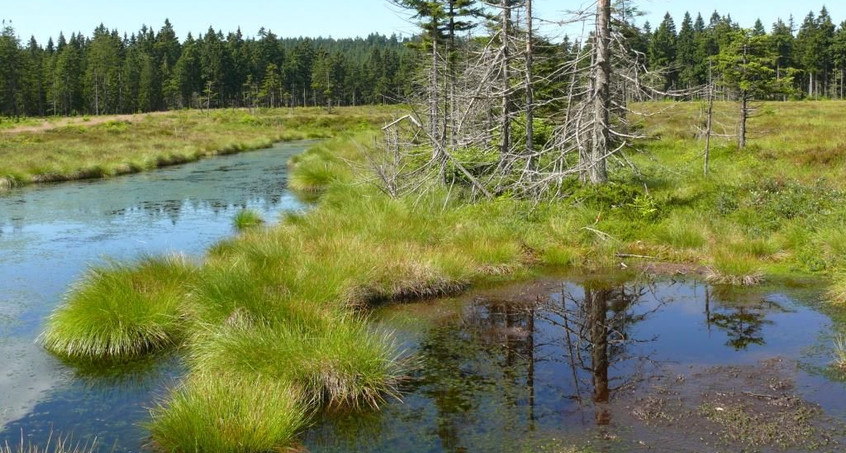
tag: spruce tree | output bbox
[650,13,678,91]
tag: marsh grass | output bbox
[834,334,846,370]
[705,251,764,286]
[233,209,264,231]
[0,107,396,189]
[188,319,405,409]
[1,432,98,453]
[40,255,196,360]
[828,276,846,305]
[148,376,308,453]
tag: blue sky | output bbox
[1,0,839,44]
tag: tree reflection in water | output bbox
[706,286,793,350]
[538,280,662,426]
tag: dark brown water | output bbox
[304,276,846,453]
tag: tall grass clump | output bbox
[833,334,846,371]
[189,318,406,409]
[40,255,196,360]
[828,275,846,305]
[705,251,764,286]
[286,134,365,193]
[233,208,264,231]
[148,376,308,453]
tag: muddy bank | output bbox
[615,358,845,452]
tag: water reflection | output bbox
[0,141,311,450]
[304,277,838,453]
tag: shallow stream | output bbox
[0,141,308,449]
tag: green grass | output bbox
[188,319,404,409]
[1,434,97,453]
[829,275,846,305]
[40,255,196,360]
[834,334,846,371]
[232,209,265,231]
[148,376,308,453]
[0,107,397,189]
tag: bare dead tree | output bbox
[589,0,611,185]
[524,0,535,171]
[378,0,704,201]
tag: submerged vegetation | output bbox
[35,99,846,451]
[233,209,265,231]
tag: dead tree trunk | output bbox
[431,37,442,160]
[704,61,714,176]
[500,0,512,162]
[589,0,611,184]
[739,92,748,149]
[588,285,610,425]
[524,0,535,171]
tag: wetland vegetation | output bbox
[28,98,846,451]
[3,0,846,451]
[0,107,397,189]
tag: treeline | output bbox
[639,6,846,97]
[0,20,417,117]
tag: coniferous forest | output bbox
[0,6,845,117]
[0,21,418,116]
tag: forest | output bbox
[0,5,845,117]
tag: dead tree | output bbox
[524,0,535,171]
[589,0,611,184]
[380,0,693,201]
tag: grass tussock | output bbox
[188,320,405,409]
[148,376,308,453]
[233,209,264,231]
[828,275,846,305]
[40,255,196,360]
[834,334,846,371]
[705,251,764,286]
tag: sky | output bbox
[0,0,838,45]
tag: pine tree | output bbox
[796,11,824,96]
[22,36,46,115]
[650,13,678,91]
[770,19,795,85]
[716,29,794,148]
[260,63,283,107]
[676,12,697,89]
[0,22,22,116]
[752,19,766,36]
[833,22,846,98]
[86,24,121,114]
[816,7,836,96]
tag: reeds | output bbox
[1,431,97,453]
